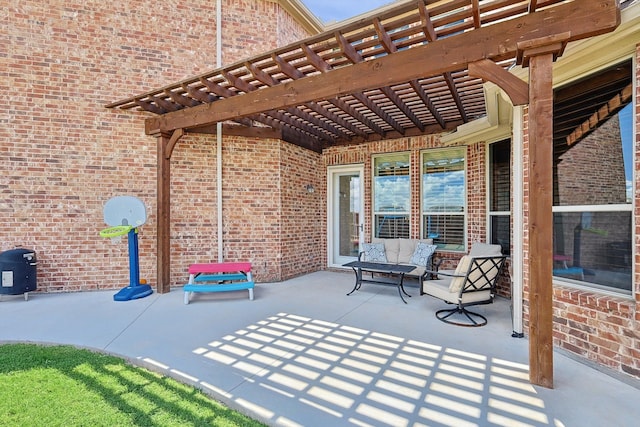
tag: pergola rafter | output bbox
[106,0,621,389]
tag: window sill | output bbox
[553,277,634,301]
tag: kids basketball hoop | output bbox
[100,225,133,244]
[100,225,133,238]
[100,196,152,301]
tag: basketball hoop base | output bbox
[113,284,153,301]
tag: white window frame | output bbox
[420,147,467,252]
[372,152,411,239]
[550,56,636,295]
[487,139,511,256]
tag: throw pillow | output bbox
[362,242,387,262]
[410,242,437,266]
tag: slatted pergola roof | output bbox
[107,0,596,153]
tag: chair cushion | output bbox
[450,256,503,294]
[422,276,492,304]
[469,243,502,257]
[467,258,502,290]
[422,279,457,303]
[448,255,472,293]
[362,242,387,262]
[410,242,437,266]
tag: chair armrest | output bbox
[432,257,443,269]
[423,256,444,279]
[358,252,364,261]
[424,269,464,279]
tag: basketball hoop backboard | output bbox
[103,196,147,227]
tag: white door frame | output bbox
[327,164,365,268]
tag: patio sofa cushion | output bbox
[371,238,433,264]
[368,238,435,281]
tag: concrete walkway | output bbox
[1,271,638,426]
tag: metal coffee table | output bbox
[343,261,416,303]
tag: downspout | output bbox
[216,0,224,263]
[512,106,524,338]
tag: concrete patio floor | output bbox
[1,270,639,426]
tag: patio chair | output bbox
[422,243,506,327]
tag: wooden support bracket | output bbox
[468,59,529,106]
[164,128,184,160]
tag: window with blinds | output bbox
[422,148,466,251]
[373,153,410,238]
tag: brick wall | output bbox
[0,0,311,292]
[280,142,324,279]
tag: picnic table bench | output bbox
[183,262,254,304]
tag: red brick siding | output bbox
[1,0,311,292]
[221,137,283,281]
[221,1,278,63]
[280,143,324,279]
[277,7,312,46]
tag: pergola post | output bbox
[156,132,172,294]
[153,129,184,294]
[527,52,554,388]
[519,36,569,389]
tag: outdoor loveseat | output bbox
[359,238,438,289]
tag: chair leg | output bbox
[435,305,488,327]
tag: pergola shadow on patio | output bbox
[1,271,638,426]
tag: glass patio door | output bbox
[328,165,364,267]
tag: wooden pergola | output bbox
[107,0,620,388]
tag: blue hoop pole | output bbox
[128,228,140,287]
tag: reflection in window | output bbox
[338,174,360,257]
[553,64,634,294]
[422,148,466,250]
[373,153,410,238]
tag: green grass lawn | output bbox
[0,343,266,427]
